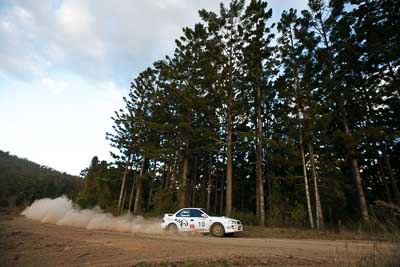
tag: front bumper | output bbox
[224,223,243,233]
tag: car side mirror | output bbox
[201,214,208,218]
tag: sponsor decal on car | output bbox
[174,218,188,227]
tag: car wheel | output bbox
[211,223,225,237]
[167,224,178,233]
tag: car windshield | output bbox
[200,209,217,217]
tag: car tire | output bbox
[211,223,225,237]
[167,224,178,233]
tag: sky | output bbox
[0,0,308,176]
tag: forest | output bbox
[0,150,82,208]
[78,0,400,229]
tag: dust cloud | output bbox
[21,196,162,234]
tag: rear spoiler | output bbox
[164,213,173,217]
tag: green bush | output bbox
[148,189,178,216]
[286,202,306,227]
[232,210,258,225]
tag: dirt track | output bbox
[0,213,397,266]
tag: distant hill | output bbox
[0,150,83,208]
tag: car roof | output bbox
[175,208,205,213]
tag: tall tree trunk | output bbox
[289,25,314,228]
[214,173,219,214]
[383,144,400,204]
[379,157,392,203]
[202,170,207,208]
[317,12,369,222]
[118,155,131,213]
[145,160,156,212]
[146,187,153,212]
[191,157,198,207]
[220,178,224,215]
[256,176,259,220]
[226,89,233,217]
[207,174,212,211]
[206,158,212,211]
[128,161,140,212]
[133,156,147,215]
[256,84,265,226]
[268,171,273,222]
[239,167,244,211]
[164,164,170,190]
[381,175,392,204]
[340,99,369,221]
[121,186,127,212]
[128,174,136,212]
[349,155,369,221]
[179,156,189,208]
[202,158,208,208]
[300,134,314,229]
[308,143,324,229]
[171,157,179,191]
[288,21,309,228]
[133,179,141,215]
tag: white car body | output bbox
[160,208,243,236]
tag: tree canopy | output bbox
[79,0,400,227]
[0,150,82,208]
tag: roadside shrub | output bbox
[286,202,306,227]
[369,200,400,235]
[149,189,177,216]
[232,210,258,225]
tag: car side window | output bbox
[176,209,190,217]
[189,209,204,217]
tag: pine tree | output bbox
[241,0,274,225]
[304,0,369,221]
[277,8,316,228]
[199,0,246,217]
[96,0,400,227]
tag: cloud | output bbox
[0,0,309,175]
[56,1,106,60]
[0,0,308,84]
[0,0,235,85]
[41,77,68,95]
[0,20,13,33]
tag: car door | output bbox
[174,209,191,231]
[188,209,208,232]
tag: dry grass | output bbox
[133,250,400,267]
[332,242,400,267]
[238,225,399,242]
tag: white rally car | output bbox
[161,208,243,237]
